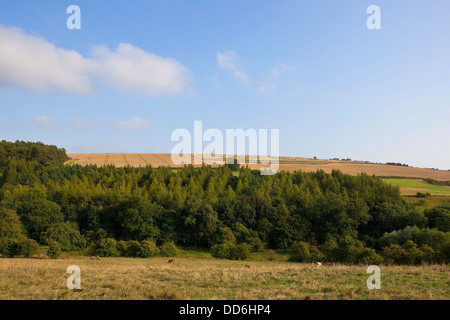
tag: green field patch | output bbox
[177,247,212,259]
[64,159,78,166]
[383,179,450,195]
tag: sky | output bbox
[0,0,449,170]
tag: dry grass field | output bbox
[0,256,449,300]
[67,154,450,181]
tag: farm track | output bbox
[122,154,129,166]
[153,153,170,166]
[137,154,148,166]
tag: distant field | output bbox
[402,196,450,210]
[383,179,450,196]
[0,256,448,300]
[67,153,450,181]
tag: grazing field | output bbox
[67,154,450,181]
[0,256,449,300]
[383,179,450,196]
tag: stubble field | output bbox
[68,154,450,181]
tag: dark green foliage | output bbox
[0,140,68,169]
[416,192,431,198]
[211,224,264,256]
[211,242,249,260]
[159,241,179,257]
[309,245,325,262]
[381,240,433,265]
[42,222,86,251]
[386,162,409,167]
[103,196,162,241]
[1,238,39,258]
[15,189,64,243]
[234,243,250,260]
[245,236,265,252]
[382,244,406,265]
[424,207,450,232]
[212,227,236,246]
[20,238,39,258]
[123,240,141,257]
[89,238,119,257]
[1,140,449,264]
[211,242,236,259]
[357,247,384,265]
[379,226,450,263]
[305,236,384,264]
[289,241,312,262]
[0,207,39,258]
[231,223,264,252]
[116,240,130,257]
[48,241,62,259]
[180,197,218,246]
[0,140,68,187]
[90,239,160,258]
[137,240,159,258]
[225,158,240,171]
[0,207,24,239]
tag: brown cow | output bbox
[168,259,175,263]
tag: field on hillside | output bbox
[402,196,450,210]
[0,256,449,300]
[68,154,450,181]
[383,179,450,196]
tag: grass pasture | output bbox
[64,159,78,166]
[383,179,450,196]
[0,256,448,300]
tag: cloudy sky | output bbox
[0,0,449,169]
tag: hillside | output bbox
[68,153,450,181]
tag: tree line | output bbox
[0,141,449,264]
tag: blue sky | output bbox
[0,0,449,169]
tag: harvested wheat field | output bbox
[0,257,449,300]
[67,154,450,181]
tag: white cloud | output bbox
[69,116,115,128]
[0,25,190,96]
[270,63,296,78]
[117,117,150,130]
[217,51,250,85]
[70,116,150,131]
[258,63,298,95]
[32,115,53,127]
[0,25,94,94]
[92,43,190,96]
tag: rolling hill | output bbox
[67,153,450,181]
